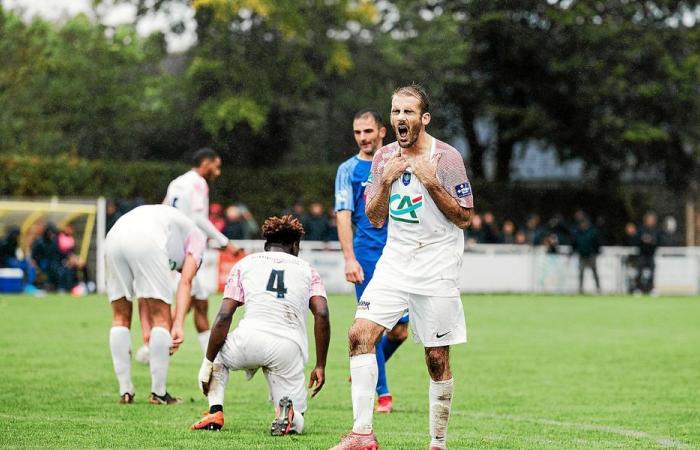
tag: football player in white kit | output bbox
[191,215,330,436]
[136,148,239,363]
[333,84,474,450]
[105,205,206,404]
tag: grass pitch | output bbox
[0,293,698,449]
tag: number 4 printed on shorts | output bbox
[266,270,287,298]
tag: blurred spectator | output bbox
[500,220,517,244]
[0,227,38,293]
[481,212,500,244]
[57,224,84,291]
[209,203,226,233]
[106,200,121,233]
[524,214,545,245]
[31,224,73,291]
[465,214,486,245]
[327,211,339,241]
[287,200,306,221]
[623,222,637,246]
[514,230,528,245]
[237,204,259,239]
[662,215,682,246]
[542,232,559,254]
[572,217,601,294]
[303,202,331,241]
[635,212,662,294]
[547,214,572,246]
[224,205,246,240]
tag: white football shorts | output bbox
[105,234,174,304]
[173,270,211,301]
[356,278,467,348]
[215,327,307,413]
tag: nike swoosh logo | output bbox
[361,181,370,187]
[436,331,451,339]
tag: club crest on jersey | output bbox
[401,172,411,186]
[389,194,423,224]
[169,260,176,270]
[455,182,472,198]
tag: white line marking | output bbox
[457,411,690,449]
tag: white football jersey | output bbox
[106,205,206,270]
[222,251,327,362]
[365,137,474,295]
[163,169,229,247]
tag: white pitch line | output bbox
[457,411,690,449]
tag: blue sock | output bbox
[375,341,389,396]
[381,335,402,362]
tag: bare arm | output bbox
[170,254,199,351]
[206,298,240,362]
[337,210,364,284]
[424,181,473,229]
[307,295,330,397]
[411,155,473,229]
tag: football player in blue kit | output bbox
[334,110,408,413]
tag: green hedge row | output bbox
[0,154,662,241]
[0,154,336,221]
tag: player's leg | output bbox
[356,254,393,410]
[425,346,453,450]
[144,298,179,404]
[110,298,134,403]
[348,319,384,433]
[410,294,468,450]
[263,336,307,435]
[134,298,152,365]
[192,298,210,352]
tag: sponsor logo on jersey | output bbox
[455,182,472,198]
[357,300,371,310]
[389,194,423,224]
[401,172,411,186]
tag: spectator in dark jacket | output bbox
[635,212,662,294]
[573,217,601,294]
[303,202,331,241]
[31,224,73,291]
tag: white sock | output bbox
[429,378,454,449]
[198,330,211,354]
[109,326,134,395]
[291,410,305,434]
[350,353,377,434]
[207,362,228,407]
[149,326,171,396]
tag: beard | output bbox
[394,123,420,148]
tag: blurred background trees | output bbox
[1,0,699,189]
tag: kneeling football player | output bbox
[192,215,330,435]
[106,204,206,404]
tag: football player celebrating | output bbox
[335,110,408,413]
[333,84,474,450]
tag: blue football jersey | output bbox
[334,156,388,252]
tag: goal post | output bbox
[0,197,107,293]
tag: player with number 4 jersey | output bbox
[192,215,330,436]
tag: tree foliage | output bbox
[2,1,700,189]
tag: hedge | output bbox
[0,154,667,242]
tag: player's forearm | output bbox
[311,299,330,368]
[206,301,238,361]
[424,181,473,229]
[194,215,229,247]
[365,182,392,228]
[173,279,193,328]
[336,212,356,261]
